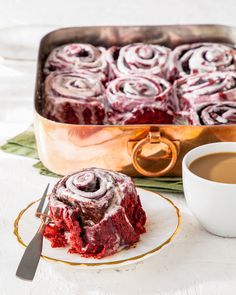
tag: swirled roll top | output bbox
[173,71,236,111]
[49,168,140,225]
[187,102,236,125]
[106,75,175,124]
[44,71,106,124]
[169,42,236,81]
[56,168,121,201]
[44,43,107,78]
[107,43,171,79]
[67,171,101,196]
[45,71,105,101]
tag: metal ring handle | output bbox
[132,134,178,177]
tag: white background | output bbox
[1,0,236,294]
[0,0,236,28]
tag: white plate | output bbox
[14,188,181,269]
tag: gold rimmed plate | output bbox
[14,188,181,269]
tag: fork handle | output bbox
[16,223,46,281]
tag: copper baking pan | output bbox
[34,25,236,177]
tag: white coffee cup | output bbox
[182,142,236,237]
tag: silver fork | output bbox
[16,184,50,281]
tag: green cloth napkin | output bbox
[1,128,183,193]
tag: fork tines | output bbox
[35,184,50,218]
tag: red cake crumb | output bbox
[44,224,67,248]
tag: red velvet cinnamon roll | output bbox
[173,71,236,112]
[169,42,236,81]
[107,43,171,79]
[44,71,106,124]
[44,168,146,259]
[44,43,107,81]
[106,75,175,124]
[177,102,236,125]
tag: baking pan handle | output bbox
[131,131,178,177]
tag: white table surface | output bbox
[1,0,236,294]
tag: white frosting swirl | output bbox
[64,171,111,200]
[49,168,139,221]
[107,75,172,111]
[106,75,174,124]
[190,102,236,125]
[45,71,105,100]
[44,43,107,78]
[173,71,236,111]
[44,71,106,124]
[169,42,236,80]
[107,43,171,79]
